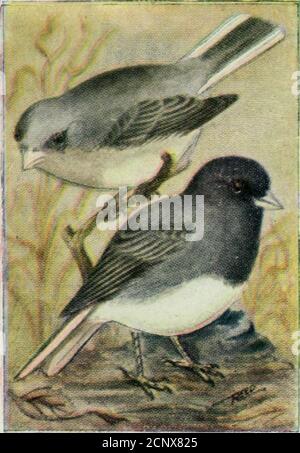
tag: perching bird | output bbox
[16,156,283,392]
[15,15,285,190]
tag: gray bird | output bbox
[15,14,285,190]
[16,156,283,394]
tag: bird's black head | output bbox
[185,156,282,211]
[184,156,282,285]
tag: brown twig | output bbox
[62,152,174,283]
[10,387,126,424]
[62,225,94,283]
[135,152,173,197]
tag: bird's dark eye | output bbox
[44,130,68,152]
[231,179,244,194]
[14,129,22,142]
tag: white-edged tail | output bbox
[197,26,285,95]
[15,307,104,380]
[45,319,103,376]
[180,14,285,95]
[180,14,251,62]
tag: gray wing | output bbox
[102,94,237,149]
[61,227,186,317]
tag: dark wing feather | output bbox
[61,227,186,317]
[103,94,237,149]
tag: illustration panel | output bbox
[2,2,299,432]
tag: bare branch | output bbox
[62,152,174,283]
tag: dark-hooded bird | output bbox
[14,15,285,190]
[16,156,283,394]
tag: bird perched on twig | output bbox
[15,15,285,189]
[16,156,283,397]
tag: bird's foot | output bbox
[165,359,224,386]
[135,152,173,198]
[120,367,173,400]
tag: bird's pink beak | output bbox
[255,190,283,210]
[22,149,46,170]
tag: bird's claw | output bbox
[165,359,224,386]
[134,152,173,199]
[120,367,173,399]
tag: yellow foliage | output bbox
[7,16,116,376]
[242,214,298,358]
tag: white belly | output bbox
[90,276,244,336]
[38,133,196,190]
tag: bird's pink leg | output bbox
[166,336,225,386]
[120,331,173,400]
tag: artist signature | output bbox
[211,384,267,408]
[230,385,258,404]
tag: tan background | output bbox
[4,3,298,375]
